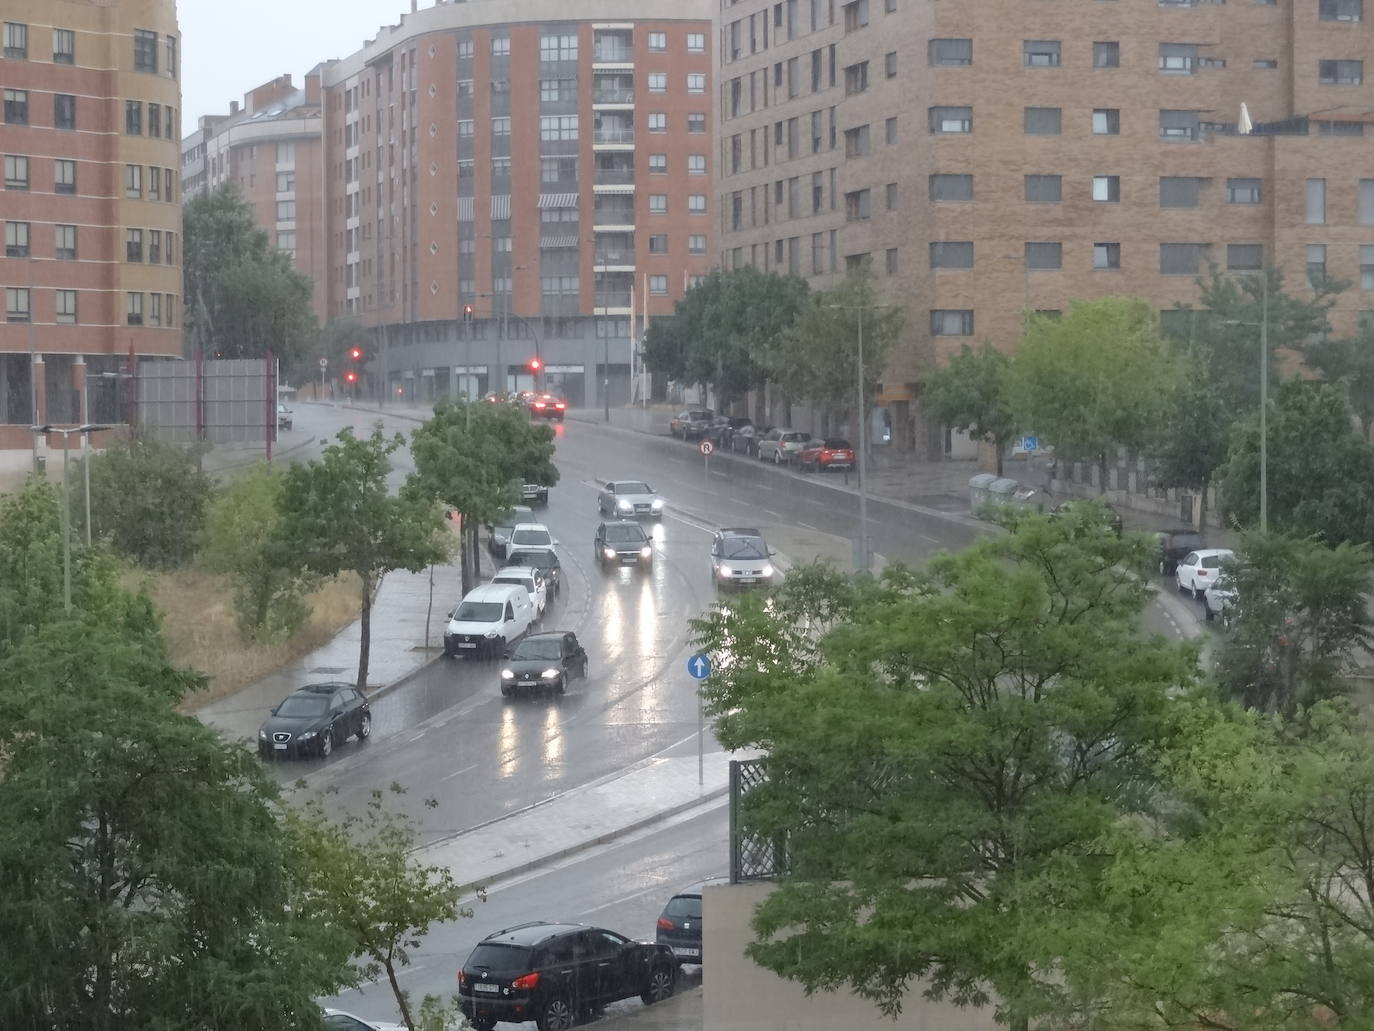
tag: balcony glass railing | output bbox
[594,45,634,62]
[593,167,635,185]
[594,88,635,104]
[595,291,634,308]
[594,249,635,265]
[593,206,636,224]
[592,127,634,144]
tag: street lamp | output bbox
[30,422,111,612]
[827,304,878,571]
[1221,271,1271,532]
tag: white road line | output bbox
[797,521,821,531]
[578,884,666,916]
[920,534,942,545]
[442,763,479,782]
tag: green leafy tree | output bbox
[1218,380,1374,543]
[291,787,479,1030]
[1148,354,1230,530]
[691,509,1197,1030]
[1213,532,1374,717]
[75,437,213,568]
[200,462,315,640]
[276,427,449,688]
[1012,297,1180,491]
[922,342,1017,475]
[408,400,558,595]
[1301,320,1374,437]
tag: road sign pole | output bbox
[686,652,713,787]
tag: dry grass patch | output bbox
[136,567,362,710]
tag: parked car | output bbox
[505,522,559,560]
[755,428,812,465]
[594,520,653,568]
[796,437,855,472]
[457,921,676,1031]
[655,877,728,965]
[444,583,537,659]
[1176,548,1234,600]
[504,548,563,598]
[258,683,370,760]
[1050,499,1124,536]
[529,393,567,421]
[598,479,665,518]
[491,566,548,618]
[669,409,715,440]
[276,404,293,430]
[323,1009,405,1031]
[704,416,753,448]
[1204,573,1237,627]
[710,528,776,590]
[730,424,772,456]
[488,505,535,557]
[499,631,588,697]
[1156,529,1205,575]
[521,482,550,507]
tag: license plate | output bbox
[672,947,700,957]
[620,556,637,564]
[736,577,756,584]
[518,680,536,686]
[458,642,478,649]
[473,983,500,994]
[273,743,287,751]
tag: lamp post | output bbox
[827,304,876,571]
[597,265,610,422]
[1222,272,1270,532]
[31,422,110,612]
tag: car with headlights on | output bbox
[276,404,293,430]
[598,479,664,518]
[488,505,534,557]
[710,528,777,590]
[499,631,587,697]
[504,548,563,598]
[258,683,370,760]
[594,520,653,569]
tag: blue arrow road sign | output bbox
[687,653,712,680]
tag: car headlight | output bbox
[651,499,664,510]
[603,547,617,559]
[617,500,632,512]
[299,731,316,740]
[484,630,498,638]
[761,563,775,578]
[500,669,514,679]
[258,729,268,739]
[541,668,561,679]
[640,545,653,558]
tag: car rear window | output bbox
[466,943,532,973]
[1172,534,1203,550]
[824,438,851,449]
[1201,556,1224,569]
[512,529,551,546]
[663,895,703,919]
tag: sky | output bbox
[179,0,408,127]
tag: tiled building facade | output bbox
[319,0,714,407]
[0,0,182,468]
[715,0,1374,454]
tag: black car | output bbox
[704,416,752,448]
[488,505,536,557]
[594,520,653,568]
[457,921,676,1031]
[655,877,728,965]
[499,631,588,697]
[1050,499,1124,536]
[1156,528,1205,575]
[505,548,562,597]
[521,482,550,507]
[730,424,771,456]
[258,683,370,760]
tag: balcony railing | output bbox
[592,127,634,144]
[594,88,634,104]
[595,291,634,308]
[593,207,636,225]
[594,249,635,265]
[593,167,635,185]
[593,45,634,63]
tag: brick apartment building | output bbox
[0,0,182,471]
[715,0,1374,455]
[181,72,328,324]
[317,0,714,408]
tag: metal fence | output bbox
[729,758,786,883]
[136,356,273,444]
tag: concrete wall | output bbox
[704,882,1000,1031]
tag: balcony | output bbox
[592,127,635,146]
[594,45,633,64]
[593,87,634,105]
[595,291,634,309]
[593,162,635,186]
[593,201,636,226]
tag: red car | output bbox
[528,393,567,421]
[797,437,855,472]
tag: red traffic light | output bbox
[344,370,358,384]
[348,347,363,361]
[463,304,474,316]
[528,357,543,372]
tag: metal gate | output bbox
[729,758,786,883]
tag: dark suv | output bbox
[457,921,676,1031]
[1156,528,1205,575]
[655,877,727,965]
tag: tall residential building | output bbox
[0,0,182,468]
[320,0,714,407]
[715,0,1374,455]
[181,71,328,323]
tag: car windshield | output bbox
[509,551,556,570]
[604,525,645,543]
[824,438,851,449]
[455,601,503,621]
[512,638,564,661]
[721,537,767,560]
[512,529,551,545]
[616,482,651,494]
[663,895,703,919]
[465,943,531,974]
[277,694,328,718]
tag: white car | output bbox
[324,1009,405,1031]
[491,566,548,618]
[598,479,665,518]
[504,522,558,559]
[1204,574,1237,628]
[1175,548,1234,599]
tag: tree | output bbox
[1218,380,1374,544]
[276,427,449,688]
[408,400,558,595]
[290,787,478,1030]
[691,509,1197,1030]
[1012,297,1179,491]
[75,436,213,568]
[1301,320,1374,437]
[1148,354,1230,530]
[1213,532,1374,717]
[922,342,1017,475]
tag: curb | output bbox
[202,434,317,476]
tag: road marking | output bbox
[798,521,821,531]
[578,884,668,916]
[920,534,942,545]
[442,763,479,782]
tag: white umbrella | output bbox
[1238,102,1253,135]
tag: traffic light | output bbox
[463,304,474,324]
[528,357,543,373]
[344,370,358,384]
[348,346,363,361]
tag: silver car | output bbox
[711,528,777,590]
[756,428,811,465]
[598,479,665,518]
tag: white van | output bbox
[443,583,536,659]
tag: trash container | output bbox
[968,473,999,509]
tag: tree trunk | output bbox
[459,515,473,595]
[385,958,416,1030]
[1009,1015,1029,1031]
[357,574,372,690]
[1198,476,1209,531]
[1098,452,1110,495]
[994,436,1005,478]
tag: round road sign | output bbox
[699,440,714,456]
[319,357,328,368]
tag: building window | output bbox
[6,287,30,323]
[3,22,27,59]
[55,289,76,325]
[53,28,74,63]
[681,153,704,176]
[647,31,667,51]
[649,153,667,174]
[844,188,871,221]
[843,0,870,31]
[1160,243,1205,276]
[643,234,667,256]
[1227,244,1264,272]
[1024,174,1062,203]
[124,164,142,198]
[1092,175,1120,202]
[1320,0,1363,20]
[1361,245,1374,290]
[1159,109,1200,141]
[126,292,143,325]
[1091,109,1120,136]
[149,229,162,263]
[148,102,162,138]
[886,182,898,209]
[885,51,897,77]
[648,112,667,133]
[2,89,27,125]
[649,275,669,295]
[1227,178,1263,204]
[649,194,667,214]
[491,116,510,136]
[457,37,474,60]
[1094,242,1121,270]
[276,199,295,220]
[844,124,871,156]
[126,228,143,262]
[491,36,510,57]
[125,100,142,134]
[1306,178,1327,224]
[688,194,707,213]
[1308,244,1328,286]
[1254,58,1279,69]
[687,32,705,52]
[1024,107,1061,135]
[1159,43,1198,74]
[165,35,177,79]
[689,234,707,254]
[539,34,576,61]
[928,38,972,66]
[1025,242,1062,269]
[687,73,706,93]
[1160,177,1202,208]
[687,113,706,133]
[931,309,973,336]
[929,106,972,133]
[648,72,667,93]
[1093,41,1119,68]
[50,94,74,129]
[929,174,972,202]
[55,224,75,259]
[539,115,578,141]
[1318,120,1364,135]
[1361,180,1374,224]
[133,28,157,71]
[148,293,161,327]
[844,62,869,94]
[54,159,74,194]
[1319,59,1363,84]
[1023,40,1061,67]
[166,232,175,263]
[885,247,898,274]
[4,155,28,190]
[4,221,28,257]
[930,241,973,268]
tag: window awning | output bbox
[457,197,474,221]
[491,195,511,219]
[539,193,579,208]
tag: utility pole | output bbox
[1259,271,1268,533]
[855,308,869,572]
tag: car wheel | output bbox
[471,1019,497,1031]
[357,713,371,740]
[555,675,565,696]
[1192,583,1204,601]
[773,451,781,465]
[1176,575,1188,595]
[500,684,514,699]
[580,657,588,678]
[319,727,333,758]
[641,964,676,1005]
[536,995,576,1031]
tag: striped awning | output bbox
[539,193,579,209]
[491,195,511,219]
[539,235,579,248]
[456,197,474,221]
